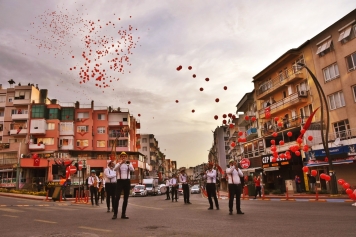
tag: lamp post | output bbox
[297,63,338,194]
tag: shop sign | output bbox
[240,158,250,169]
[262,154,287,164]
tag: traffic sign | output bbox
[240,158,250,169]
[78,161,83,171]
[69,165,77,174]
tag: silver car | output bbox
[190,184,200,194]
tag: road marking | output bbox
[78,226,112,232]
[129,203,163,210]
[46,206,76,211]
[34,219,57,224]
[2,214,18,218]
[21,207,50,212]
[0,208,24,213]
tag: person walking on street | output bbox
[104,160,117,213]
[98,174,105,204]
[204,163,219,210]
[88,170,99,206]
[295,175,302,193]
[253,176,261,199]
[165,178,171,200]
[179,168,191,204]
[308,174,316,192]
[170,174,178,202]
[59,176,67,201]
[112,152,134,220]
[226,159,244,215]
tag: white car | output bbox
[132,185,147,197]
[191,184,201,194]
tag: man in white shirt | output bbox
[205,163,219,210]
[112,152,134,220]
[88,170,99,206]
[226,159,244,215]
[104,160,117,212]
[165,178,171,200]
[170,174,178,202]
[179,168,191,204]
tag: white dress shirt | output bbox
[114,162,134,179]
[88,176,99,188]
[179,174,187,184]
[166,180,171,187]
[205,169,217,183]
[226,166,243,185]
[104,167,117,183]
[170,177,178,186]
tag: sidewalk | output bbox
[0,192,75,202]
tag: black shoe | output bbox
[107,209,110,213]
[237,211,244,215]
[121,216,129,219]
[229,211,232,215]
[176,200,178,202]
[216,207,219,210]
[111,209,114,212]
[96,204,99,206]
[112,215,117,219]
[253,197,256,199]
[187,202,192,204]
[208,207,213,210]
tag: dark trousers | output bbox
[114,179,130,216]
[183,184,190,203]
[206,183,219,208]
[228,184,242,212]
[255,186,261,198]
[171,186,178,201]
[90,186,98,205]
[106,183,116,210]
[166,186,170,200]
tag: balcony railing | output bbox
[12,113,29,120]
[108,132,129,138]
[10,128,28,135]
[29,143,46,150]
[257,67,304,99]
[258,91,308,118]
[0,158,17,165]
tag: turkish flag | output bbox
[264,107,271,118]
[33,154,40,166]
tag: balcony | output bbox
[13,98,31,105]
[59,122,74,136]
[258,91,308,118]
[12,113,29,120]
[59,144,74,150]
[10,128,28,135]
[29,143,45,150]
[257,68,305,100]
[0,116,4,122]
[108,120,129,126]
[108,131,129,139]
[246,127,258,140]
[30,119,47,134]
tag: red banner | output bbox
[32,154,40,166]
[264,107,271,118]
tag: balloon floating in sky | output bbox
[192,109,195,113]
[205,78,209,82]
[188,66,192,70]
[192,74,196,78]
[215,98,219,103]
[223,86,227,90]
[199,87,204,91]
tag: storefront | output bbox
[262,151,303,192]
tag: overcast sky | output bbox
[0,0,355,167]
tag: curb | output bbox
[308,199,327,202]
[280,199,296,201]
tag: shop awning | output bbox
[0,169,14,173]
[241,167,261,172]
[306,160,354,167]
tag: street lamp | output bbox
[297,63,338,194]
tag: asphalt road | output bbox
[0,193,355,237]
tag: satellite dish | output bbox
[334,138,341,146]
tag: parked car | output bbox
[191,184,200,194]
[178,183,183,195]
[132,185,147,197]
[157,184,166,195]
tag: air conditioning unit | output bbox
[76,118,81,122]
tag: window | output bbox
[47,123,55,130]
[284,68,289,79]
[98,114,106,120]
[49,108,59,119]
[11,109,28,115]
[346,52,356,72]
[77,112,89,119]
[323,63,339,82]
[316,39,333,56]
[77,140,89,147]
[338,21,356,44]
[328,91,345,110]
[292,55,305,73]
[97,126,106,134]
[278,70,284,82]
[296,80,308,96]
[117,140,128,147]
[123,117,128,122]
[97,140,106,147]
[142,138,147,143]
[61,108,74,121]
[0,111,3,117]
[8,97,13,103]
[259,79,272,94]
[77,126,89,132]
[333,119,350,139]
[143,146,147,151]
[37,138,54,145]
[59,138,72,146]
[60,122,73,132]
[14,90,29,100]
[352,85,356,102]
[300,104,313,119]
[0,96,6,103]
[32,105,46,118]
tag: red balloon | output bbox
[280,154,285,158]
[324,175,331,181]
[272,157,277,162]
[228,113,232,118]
[244,115,249,121]
[297,138,303,144]
[251,117,256,122]
[192,110,195,113]
[286,154,291,159]
[231,142,236,147]
[346,188,353,194]
[337,179,345,185]
[175,100,179,103]
[343,183,350,189]
[238,131,244,137]
[200,87,204,91]
[214,115,218,120]
[287,131,293,137]
[238,138,242,143]
[271,140,275,145]
[272,132,277,137]
[307,135,313,141]
[271,146,277,152]
[320,173,326,180]
[277,122,283,127]
[273,152,278,158]
[229,124,234,129]
[215,98,219,103]
[188,66,192,70]
[265,112,271,119]
[223,86,227,90]
[274,117,279,122]
[311,170,317,177]
[231,115,236,119]
[192,74,196,78]
[300,129,306,134]
[302,166,309,173]
[222,120,227,124]
[279,140,285,146]
[295,151,301,156]
[223,114,227,118]
[205,78,209,81]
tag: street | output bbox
[0,193,355,237]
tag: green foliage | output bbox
[0,188,46,196]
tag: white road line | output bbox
[34,219,57,224]
[0,208,24,213]
[129,203,163,210]
[2,214,18,218]
[78,226,112,232]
